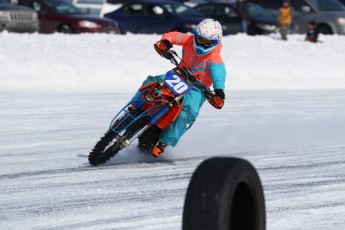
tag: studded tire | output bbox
[88,129,119,166]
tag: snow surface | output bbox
[1,31,345,229]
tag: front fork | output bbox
[114,91,184,150]
[119,96,183,149]
[120,124,150,148]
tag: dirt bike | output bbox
[88,50,224,166]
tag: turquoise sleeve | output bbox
[210,63,226,90]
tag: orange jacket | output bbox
[161,32,226,90]
[279,7,292,25]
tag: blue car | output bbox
[104,0,205,34]
[194,2,278,35]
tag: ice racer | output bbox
[134,18,227,158]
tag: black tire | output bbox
[136,125,161,153]
[57,24,74,34]
[182,157,266,230]
[119,26,127,34]
[88,129,119,166]
[246,25,257,36]
[88,111,148,166]
[317,24,332,35]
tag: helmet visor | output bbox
[196,35,218,47]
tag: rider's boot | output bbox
[152,141,167,158]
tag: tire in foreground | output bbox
[182,157,266,230]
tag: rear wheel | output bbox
[137,124,161,153]
[182,157,266,230]
[57,24,74,34]
[317,24,332,35]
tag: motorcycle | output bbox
[88,50,224,166]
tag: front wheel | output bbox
[88,111,148,166]
[88,129,121,166]
[57,24,74,34]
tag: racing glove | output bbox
[154,39,173,60]
[215,89,225,99]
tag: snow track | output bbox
[1,146,345,229]
[1,91,345,229]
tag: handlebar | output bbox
[164,50,224,109]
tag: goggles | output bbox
[195,35,218,47]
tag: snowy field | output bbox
[1,32,345,229]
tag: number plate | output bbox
[164,70,192,95]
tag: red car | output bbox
[17,0,121,34]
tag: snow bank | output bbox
[1,31,345,92]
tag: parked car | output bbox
[0,0,38,33]
[100,0,125,17]
[194,2,278,35]
[104,0,206,34]
[17,0,121,34]
[249,0,345,34]
[171,0,209,7]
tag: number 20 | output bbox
[166,75,188,94]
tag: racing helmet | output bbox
[194,19,223,56]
